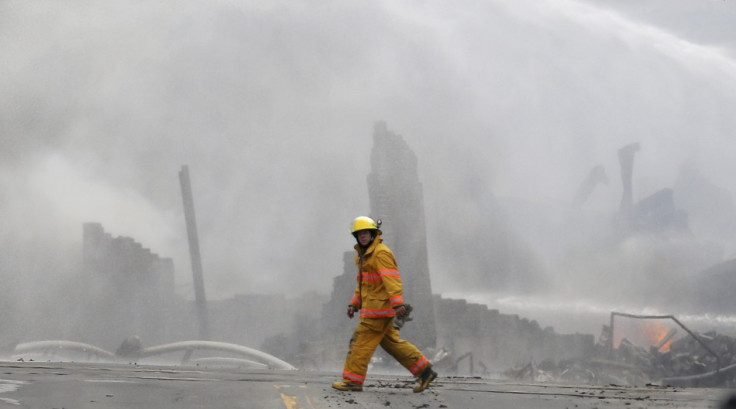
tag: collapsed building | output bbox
[301,122,595,375]
[80,223,180,347]
[300,124,736,384]
[5,222,320,358]
[366,121,437,350]
[9,122,736,388]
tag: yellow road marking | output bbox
[277,384,321,409]
[280,392,298,409]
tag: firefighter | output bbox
[332,216,438,393]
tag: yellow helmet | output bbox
[350,216,380,234]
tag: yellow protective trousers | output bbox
[341,317,431,384]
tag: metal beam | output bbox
[179,165,209,340]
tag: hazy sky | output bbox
[3,0,736,317]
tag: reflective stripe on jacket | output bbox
[349,233,404,318]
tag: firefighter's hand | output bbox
[394,305,407,318]
[347,305,357,319]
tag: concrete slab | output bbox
[0,362,731,409]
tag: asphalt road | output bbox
[0,361,732,409]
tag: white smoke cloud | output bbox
[2,0,736,337]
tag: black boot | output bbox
[413,365,438,393]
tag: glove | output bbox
[347,305,357,319]
[394,305,407,318]
[393,304,413,329]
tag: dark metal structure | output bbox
[608,311,722,372]
[179,165,210,340]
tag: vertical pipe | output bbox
[609,312,615,354]
[179,165,210,340]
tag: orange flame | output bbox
[642,321,674,351]
[613,319,676,352]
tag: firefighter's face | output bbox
[356,230,372,246]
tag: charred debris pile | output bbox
[502,143,736,389]
[504,322,736,388]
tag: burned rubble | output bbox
[503,323,736,388]
[501,143,736,389]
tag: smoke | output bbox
[2,0,736,336]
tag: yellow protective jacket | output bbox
[349,232,405,318]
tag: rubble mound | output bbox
[504,330,736,387]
